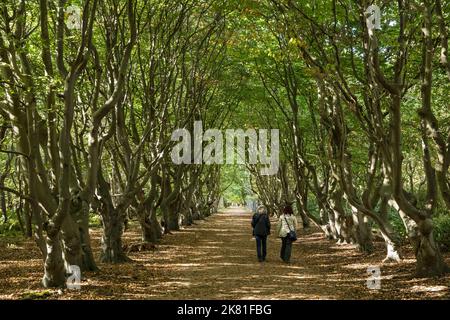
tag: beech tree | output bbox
[0,0,449,292]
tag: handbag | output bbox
[284,215,297,241]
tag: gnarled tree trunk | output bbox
[42,232,66,288]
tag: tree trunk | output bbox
[415,219,448,277]
[379,196,402,263]
[140,208,162,243]
[23,201,33,238]
[78,203,98,271]
[0,188,6,224]
[327,209,339,240]
[100,206,129,263]
[97,169,129,263]
[15,199,26,235]
[42,233,66,288]
[351,206,374,254]
[166,202,180,231]
[182,209,194,226]
[390,199,448,276]
[60,215,83,269]
[79,225,98,271]
[329,190,345,243]
[318,203,334,240]
[295,193,310,229]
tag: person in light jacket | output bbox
[251,205,271,262]
[277,205,298,263]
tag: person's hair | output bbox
[283,205,293,215]
[257,205,267,214]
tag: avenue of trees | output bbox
[245,0,450,277]
[1,0,231,287]
[0,0,449,289]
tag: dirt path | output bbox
[1,207,449,299]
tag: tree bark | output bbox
[100,207,129,263]
[351,206,374,254]
[42,232,66,288]
[415,218,448,277]
[97,168,129,263]
[60,215,83,269]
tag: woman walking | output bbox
[251,205,271,262]
[277,205,298,263]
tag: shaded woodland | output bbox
[0,0,449,295]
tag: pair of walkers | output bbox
[250,205,298,263]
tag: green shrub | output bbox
[306,200,320,220]
[388,209,408,241]
[89,214,102,228]
[433,214,450,252]
[0,218,23,237]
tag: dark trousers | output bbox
[280,237,292,262]
[255,235,267,260]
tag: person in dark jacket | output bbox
[251,205,271,262]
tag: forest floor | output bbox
[0,207,449,300]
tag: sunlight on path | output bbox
[129,207,448,300]
[125,208,379,299]
[1,207,448,299]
